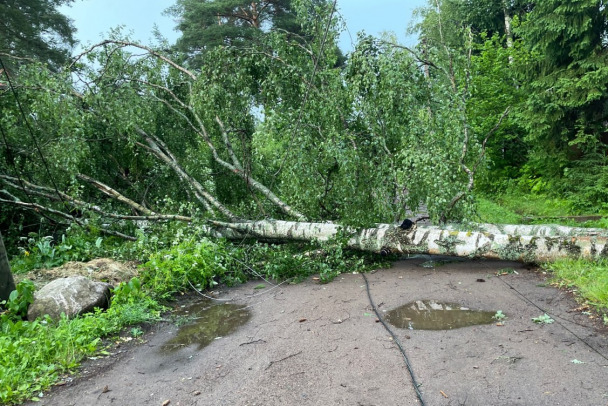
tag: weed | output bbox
[492,310,507,321]
[0,277,161,405]
[531,313,554,324]
[1,280,35,319]
[130,327,144,338]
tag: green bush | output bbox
[141,237,230,298]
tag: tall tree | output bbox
[166,0,306,66]
[0,0,76,71]
[516,0,608,208]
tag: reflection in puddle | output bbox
[386,300,497,330]
[161,300,251,353]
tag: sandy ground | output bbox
[26,258,608,406]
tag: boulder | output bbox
[27,276,113,321]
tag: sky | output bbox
[60,0,428,54]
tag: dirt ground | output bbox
[25,257,608,406]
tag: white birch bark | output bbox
[208,220,608,262]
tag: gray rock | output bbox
[27,276,112,321]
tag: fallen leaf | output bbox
[299,318,307,322]
[162,400,171,406]
[193,391,201,396]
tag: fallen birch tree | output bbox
[2,38,607,267]
[208,220,608,262]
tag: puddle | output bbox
[385,300,497,330]
[161,300,251,353]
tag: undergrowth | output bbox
[0,277,161,404]
[141,231,391,299]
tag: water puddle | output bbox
[161,300,251,353]
[385,300,498,330]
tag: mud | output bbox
[26,258,608,406]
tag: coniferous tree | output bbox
[166,0,319,67]
[0,0,76,71]
[517,0,608,206]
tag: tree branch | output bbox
[70,40,197,81]
[77,173,157,216]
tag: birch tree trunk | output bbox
[503,0,514,64]
[209,220,608,262]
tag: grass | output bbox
[544,258,608,319]
[476,197,522,224]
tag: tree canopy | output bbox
[166,0,325,67]
[0,0,76,71]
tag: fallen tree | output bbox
[2,36,607,267]
[208,220,608,262]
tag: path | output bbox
[27,258,608,406]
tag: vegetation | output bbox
[545,258,608,320]
[2,0,608,403]
[0,276,161,404]
[0,0,76,72]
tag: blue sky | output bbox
[60,0,428,53]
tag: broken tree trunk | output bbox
[209,220,608,262]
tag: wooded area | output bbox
[2,0,608,270]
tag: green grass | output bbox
[544,258,608,319]
[476,197,522,224]
[476,192,574,223]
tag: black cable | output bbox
[361,273,426,406]
[496,275,608,365]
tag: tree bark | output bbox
[0,231,16,302]
[208,220,608,262]
[503,0,514,64]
